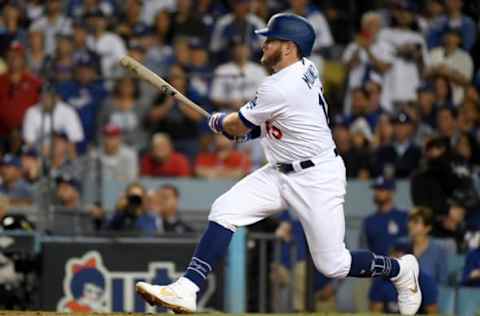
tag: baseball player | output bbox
[137,13,421,315]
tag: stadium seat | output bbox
[438,286,456,316]
[447,254,466,285]
[456,287,480,316]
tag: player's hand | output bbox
[208,112,227,133]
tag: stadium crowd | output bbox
[0,0,480,313]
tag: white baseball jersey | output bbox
[239,58,335,164]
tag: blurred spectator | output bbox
[195,134,251,179]
[418,0,445,35]
[116,0,150,44]
[0,3,27,49]
[26,30,49,76]
[0,155,34,205]
[0,195,34,231]
[145,65,202,158]
[140,133,191,177]
[364,75,386,129]
[432,199,467,249]
[51,34,75,82]
[144,10,174,77]
[106,182,157,234]
[54,173,81,209]
[209,0,265,62]
[140,0,176,26]
[407,207,448,284]
[67,0,115,20]
[373,111,421,178]
[56,54,107,153]
[369,239,438,314]
[189,39,213,116]
[0,42,42,143]
[85,9,127,79]
[29,0,73,55]
[426,0,477,51]
[22,86,84,155]
[170,0,208,42]
[413,83,437,146]
[25,0,45,24]
[210,39,267,111]
[20,146,41,184]
[43,130,83,180]
[373,113,394,148]
[432,75,454,107]
[172,37,191,69]
[361,177,408,255]
[71,21,101,74]
[97,123,138,182]
[99,76,147,150]
[156,184,194,233]
[378,1,429,111]
[436,106,458,141]
[342,11,393,112]
[462,246,480,286]
[334,117,373,179]
[427,28,474,105]
[344,86,380,130]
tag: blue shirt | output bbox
[418,240,449,284]
[426,15,477,51]
[369,271,438,314]
[363,208,409,255]
[0,179,33,200]
[462,248,480,286]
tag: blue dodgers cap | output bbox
[55,173,81,192]
[21,146,39,158]
[1,154,21,168]
[393,111,412,124]
[417,81,435,94]
[371,176,396,191]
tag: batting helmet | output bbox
[255,13,316,57]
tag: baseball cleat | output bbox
[136,280,197,314]
[391,254,422,315]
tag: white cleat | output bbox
[136,280,197,314]
[391,254,422,315]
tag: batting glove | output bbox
[208,112,227,133]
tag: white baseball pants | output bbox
[209,150,352,278]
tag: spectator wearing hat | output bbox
[67,0,115,20]
[377,1,429,111]
[427,28,474,105]
[116,0,150,44]
[54,173,81,209]
[20,146,41,184]
[195,134,251,179]
[22,85,84,157]
[98,76,148,150]
[97,123,138,182]
[44,130,83,180]
[85,9,127,79]
[361,177,408,256]
[342,11,393,113]
[156,184,194,234]
[140,133,190,177]
[333,116,373,179]
[210,39,267,111]
[462,246,480,286]
[145,65,202,159]
[0,155,34,205]
[29,0,73,55]
[426,0,477,51]
[369,238,439,314]
[209,0,265,63]
[407,207,448,284]
[71,21,102,73]
[0,42,42,144]
[373,111,421,178]
[56,54,107,154]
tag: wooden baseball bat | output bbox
[119,55,210,118]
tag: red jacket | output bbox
[0,72,42,136]
[140,152,191,177]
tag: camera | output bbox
[126,194,143,208]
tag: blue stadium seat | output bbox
[438,286,456,315]
[447,255,466,285]
[456,287,480,316]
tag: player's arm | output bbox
[223,112,250,136]
[208,111,262,143]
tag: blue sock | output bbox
[184,221,233,288]
[347,250,400,278]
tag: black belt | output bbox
[276,148,338,174]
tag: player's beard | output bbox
[261,47,282,72]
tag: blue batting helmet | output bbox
[255,13,316,57]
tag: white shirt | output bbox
[140,0,176,24]
[30,15,72,55]
[88,32,127,78]
[378,28,430,111]
[210,62,267,108]
[429,47,473,105]
[22,101,84,144]
[239,58,335,163]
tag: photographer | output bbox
[106,182,157,234]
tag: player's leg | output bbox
[136,165,287,312]
[282,155,421,315]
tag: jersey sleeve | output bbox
[239,81,284,128]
